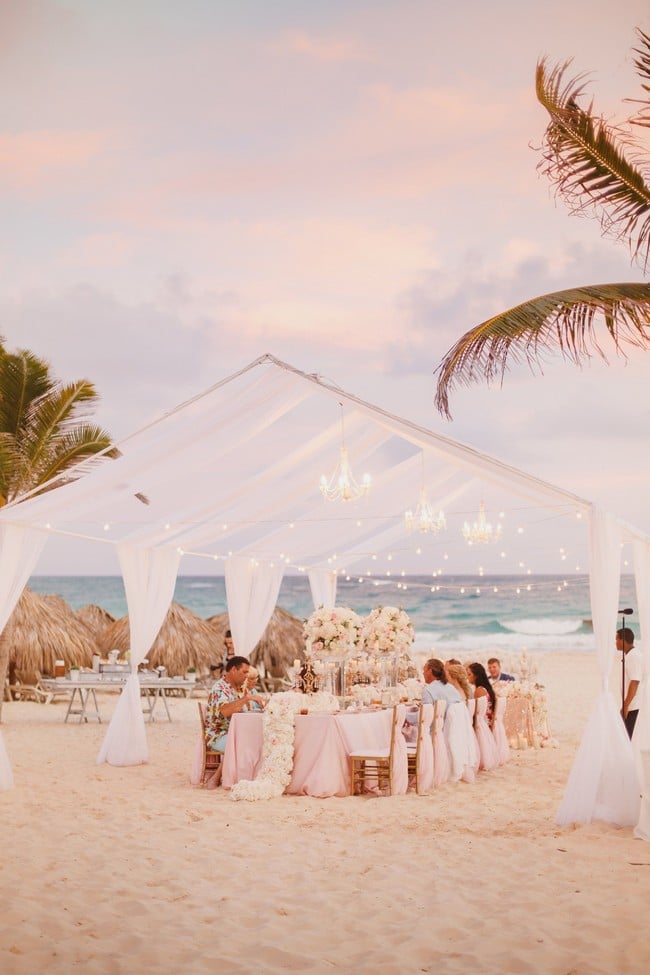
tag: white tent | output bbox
[1,354,648,829]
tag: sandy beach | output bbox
[1,651,648,975]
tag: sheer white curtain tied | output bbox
[308,569,337,609]
[557,508,640,826]
[225,557,283,657]
[97,544,180,767]
[0,524,48,789]
[633,539,650,840]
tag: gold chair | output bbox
[406,701,434,795]
[350,704,402,796]
[197,702,222,787]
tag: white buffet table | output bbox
[40,675,197,724]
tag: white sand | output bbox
[1,652,649,975]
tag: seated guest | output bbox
[422,658,462,706]
[487,657,515,683]
[466,662,496,729]
[244,667,264,710]
[405,658,461,733]
[204,656,265,788]
[445,661,471,702]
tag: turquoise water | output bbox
[27,573,638,655]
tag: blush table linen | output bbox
[222,708,404,798]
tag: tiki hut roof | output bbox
[96,601,221,676]
[7,588,99,681]
[207,606,305,677]
[75,604,116,638]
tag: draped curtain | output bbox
[96,543,181,767]
[308,569,337,609]
[556,508,640,826]
[224,557,283,658]
[0,524,48,790]
[633,539,650,840]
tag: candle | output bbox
[293,659,301,670]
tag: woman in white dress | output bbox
[466,662,499,771]
[444,662,478,783]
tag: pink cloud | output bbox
[0,129,107,191]
[275,29,368,63]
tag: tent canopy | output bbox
[1,353,615,574]
[0,353,648,832]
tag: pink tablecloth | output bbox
[222,708,398,798]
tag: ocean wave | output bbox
[500,618,586,636]
[412,627,595,653]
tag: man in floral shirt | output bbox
[205,656,265,757]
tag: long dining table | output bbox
[222,707,399,798]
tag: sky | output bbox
[1,0,649,576]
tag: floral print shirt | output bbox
[205,677,244,750]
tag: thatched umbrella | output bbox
[75,604,115,639]
[207,606,305,677]
[96,601,221,676]
[7,588,99,682]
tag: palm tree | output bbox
[0,341,116,717]
[435,29,650,418]
[0,345,116,503]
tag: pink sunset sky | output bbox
[1,0,649,574]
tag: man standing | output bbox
[617,627,643,739]
[487,657,515,683]
[203,656,265,788]
[223,629,235,665]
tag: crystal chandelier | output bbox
[404,462,446,534]
[462,500,502,545]
[319,405,371,502]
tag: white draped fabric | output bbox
[444,702,476,784]
[224,557,283,657]
[632,539,650,840]
[96,544,181,767]
[0,524,48,790]
[557,509,640,826]
[308,568,337,609]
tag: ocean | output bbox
[27,573,638,656]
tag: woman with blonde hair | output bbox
[445,661,471,702]
[444,660,477,783]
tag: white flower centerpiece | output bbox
[230,690,339,801]
[359,605,415,655]
[303,606,361,697]
[359,606,415,688]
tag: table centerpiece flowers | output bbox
[359,605,415,656]
[303,606,361,658]
[230,690,339,801]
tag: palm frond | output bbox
[536,59,650,272]
[26,426,116,493]
[24,381,100,470]
[628,29,650,128]
[434,283,650,418]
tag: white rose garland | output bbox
[230,690,339,801]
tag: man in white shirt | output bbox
[617,627,643,738]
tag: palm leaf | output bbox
[434,283,650,418]
[628,29,650,128]
[536,58,650,272]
